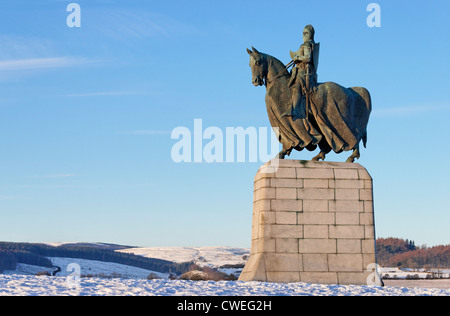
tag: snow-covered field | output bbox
[0,274,449,296]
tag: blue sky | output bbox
[0,0,449,248]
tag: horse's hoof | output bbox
[312,153,325,161]
[346,158,355,163]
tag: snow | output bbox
[0,275,449,296]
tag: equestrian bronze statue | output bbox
[247,25,371,163]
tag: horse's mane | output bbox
[262,52,290,83]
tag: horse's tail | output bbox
[350,87,372,148]
[362,131,368,148]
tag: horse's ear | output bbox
[251,46,260,54]
[246,48,253,55]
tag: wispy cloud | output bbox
[0,57,91,71]
[0,196,28,200]
[64,91,143,97]
[372,104,450,117]
[92,9,202,40]
[30,174,76,179]
[120,130,171,136]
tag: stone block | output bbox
[299,239,336,254]
[360,212,374,225]
[270,224,303,239]
[260,211,276,225]
[300,272,338,285]
[304,225,329,239]
[335,179,365,189]
[364,200,374,213]
[296,168,334,179]
[358,169,372,180]
[271,199,302,212]
[338,272,369,285]
[304,179,329,188]
[359,189,373,201]
[329,225,365,239]
[334,168,359,179]
[254,178,271,190]
[336,212,360,225]
[266,272,300,283]
[274,167,296,179]
[276,238,299,253]
[298,212,334,225]
[303,200,329,212]
[333,200,364,212]
[303,254,329,272]
[258,200,271,212]
[271,178,303,188]
[335,188,359,200]
[298,188,334,200]
[265,253,303,272]
[255,187,276,200]
[276,188,297,200]
[337,239,362,254]
[276,212,297,225]
[252,238,275,253]
[328,254,363,272]
[362,239,376,254]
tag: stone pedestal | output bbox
[239,159,382,285]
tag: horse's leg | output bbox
[278,149,287,159]
[278,145,293,159]
[346,145,361,163]
[312,138,331,161]
[312,151,326,161]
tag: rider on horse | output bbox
[287,25,320,120]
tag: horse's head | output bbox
[247,47,267,86]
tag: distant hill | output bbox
[376,238,450,269]
[0,242,192,275]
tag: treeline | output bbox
[0,251,53,273]
[376,238,450,269]
[0,242,193,275]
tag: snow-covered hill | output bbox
[118,246,250,276]
[118,247,249,267]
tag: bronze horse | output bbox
[247,47,371,163]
